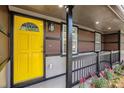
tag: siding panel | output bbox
[46,40,61,55]
[79,42,94,52]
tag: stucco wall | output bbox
[0,65,7,87]
[46,56,66,78]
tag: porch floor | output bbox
[26,75,93,88]
[26,75,66,88]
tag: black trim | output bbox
[14,77,44,88]
[100,60,111,63]
[102,42,119,43]
[65,5,74,88]
[94,32,96,51]
[103,49,118,51]
[45,54,61,56]
[77,26,79,54]
[96,52,100,76]
[10,13,14,88]
[46,37,61,40]
[78,51,94,53]
[60,22,63,56]
[119,31,121,62]
[43,20,46,80]
[76,26,79,55]
[78,40,94,42]
[103,33,119,36]
[72,63,96,72]
[110,51,113,69]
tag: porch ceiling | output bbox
[14,5,124,33]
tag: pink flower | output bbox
[104,64,108,68]
[108,66,111,69]
[90,72,96,77]
[109,68,113,72]
[100,71,105,76]
[80,77,85,84]
[99,71,105,77]
[104,64,110,69]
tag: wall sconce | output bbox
[48,22,55,32]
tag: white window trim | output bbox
[62,24,78,55]
[95,33,101,51]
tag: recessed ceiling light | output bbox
[58,5,63,8]
[95,21,99,24]
[108,27,111,30]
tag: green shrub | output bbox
[92,77,109,88]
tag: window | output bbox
[20,22,39,32]
[62,24,78,55]
[95,33,101,51]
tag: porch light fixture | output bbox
[48,22,55,32]
[108,27,111,30]
[58,5,63,8]
[95,21,100,24]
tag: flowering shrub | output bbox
[113,64,124,75]
[104,69,114,80]
[79,77,87,88]
[90,71,109,88]
[79,64,124,88]
[103,64,114,80]
[92,77,109,88]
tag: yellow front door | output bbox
[13,15,44,84]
